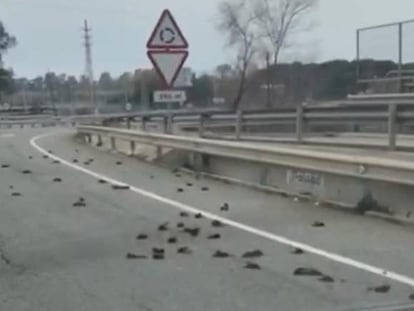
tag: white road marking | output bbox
[30,132,414,288]
[0,133,15,138]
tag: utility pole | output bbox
[83,19,97,114]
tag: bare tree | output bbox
[254,0,317,65]
[217,0,259,109]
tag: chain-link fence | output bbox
[357,19,414,93]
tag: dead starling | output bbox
[112,185,130,190]
[52,160,60,164]
[291,248,305,255]
[83,161,90,166]
[186,182,193,187]
[201,187,209,191]
[207,233,221,240]
[53,177,62,182]
[158,223,169,231]
[21,170,32,174]
[194,213,203,219]
[79,197,85,202]
[293,267,323,276]
[242,250,264,259]
[73,201,86,207]
[177,188,184,193]
[167,237,178,244]
[126,253,147,259]
[136,234,148,240]
[176,222,185,228]
[368,285,391,293]
[11,192,22,197]
[213,250,231,258]
[244,262,261,270]
[211,220,224,228]
[152,253,165,260]
[98,179,107,184]
[48,150,53,154]
[312,221,325,228]
[43,155,49,159]
[152,248,165,254]
[9,185,13,189]
[183,227,200,237]
[179,211,189,217]
[1,164,10,168]
[96,142,103,147]
[220,203,229,212]
[28,156,33,159]
[177,246,192,254]
[116,161,123,165]
[72,159,78,163]
[319,275,335,283]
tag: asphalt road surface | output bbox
[1,128,414,311]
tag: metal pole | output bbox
[388,104,397,150]
[296,105,304,143]
[398,23,403,93]
[235,110,243,140]
[356,29,360,81]
[199,114,205,138]
[266,52,271,108]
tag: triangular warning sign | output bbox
[147,9,188,49]
[147,51,188,88]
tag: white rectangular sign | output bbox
[154,90,186,103]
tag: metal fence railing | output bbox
[357,19,414,93]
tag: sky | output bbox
[2,0,414,78]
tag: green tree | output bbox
[0,21,17,94]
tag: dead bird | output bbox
[183,227,200,237]
[220,203,229,211]
[211,220,224,228]
[136,234,148,240]
[213,250,231,258]
[312,221,325,228]
[158,223,169,231]
[244,262,261,270]
[207,233,221,240]
[126,253,147,259]
[242,250,264,259]
[177,246,192,254]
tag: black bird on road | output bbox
[183,227,200,237]
[158,223,169,231]
[177,246,192,254]
[213,250,231,258]
[220,203,229,211]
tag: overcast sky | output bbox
[2,0,414,78]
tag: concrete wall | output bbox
[198,154,414,221]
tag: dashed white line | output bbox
[30,132,414,288]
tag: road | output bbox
[1,128,414,311]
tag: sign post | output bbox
[147,9,189,156]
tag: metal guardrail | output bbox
[3,101,414,150]
[77,125,414,187]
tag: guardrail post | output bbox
[129,141,136,156]
[235,110,243,140]
[97,135,103,147]
[110,137,116,150]
[388,104,397,150]
[162,116,169,134]
[199,114,206,138]
[141,117,147,131]
[126,117,131,129]
[296,105,304,143]
[167,113,173,134]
